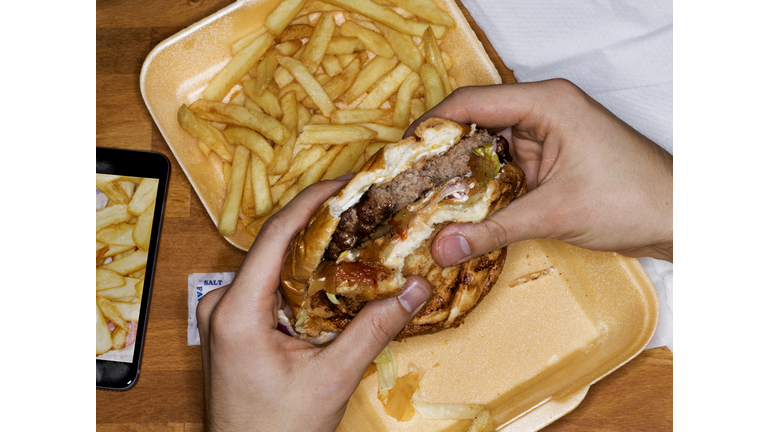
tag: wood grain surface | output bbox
[96,1,672,430]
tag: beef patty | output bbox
[324,128,503,260]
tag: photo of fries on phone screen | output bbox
[96,174,159,361]
[177,0,461,242]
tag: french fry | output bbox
[340,20,395,58]
[265,0,309,36]
[280,90,299,131]
[245,207,281,236]
[97,204,131,231]
[322,56,362,101]
[273,65,296,88]
[246,50,279,96]
[201,32,274,101]
[101,249,149,276]
[321,55,343,77]
[359,123,405,142]
[357,63,413,109]
[96,242,109,264]
[323,0,446,38]
[250,154,273,217]
[278,56,336,117]
[218,145,251,236]
[310,114,331,124]
[298,145,344,190]
[315,73,332,86]
[98,280,140,301]
[231,27,270,55]
[100,244,136,260]
[97,295,128,331]
[321,141,369,180]
[298,124,377,145]
[96,175,131,204]
[97,223,136,247]
[177,104,235,162]
[96,302,113,355]
[419,63,444,110]
[365,141,387,159]
[128,178,158,216]
[301,12,336,74]
[133,202,154,251]
[111,327,128,351]
[189,100,290,146]
[423,27,451,96]
[97,268,126,291]
[393,71,421,128]
[352,150,369,171]
[410,97,426,119]
[302,0,345,13]
[279,183,302,208]
[375,23,424,73]
[135,278,145,301]
[330,108,387,124]
[275,145,326,185]
[244,85,283,119]
[441,50,452,70]
[128,268,146,280]
[342,55,398,104]
[325,37,366,55]
[112,302,141,322]
[277,24,315,43]
[222,126,276,165]
[241,162,257,217]
[297,103,312,131]
[389,0,456,28]
[271,132,297,175]
[271,176,298,205]
[274,39,303,57]
[278,81,308,102]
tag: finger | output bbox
[195,284,230,404]
[431,187,566,266]
[405,83,540,137]
[320,276,432,381]
[196,285,231,339]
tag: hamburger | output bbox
[279,118,527,343]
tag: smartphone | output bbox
[96,147,170,391]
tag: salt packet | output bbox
[187,272,236,346]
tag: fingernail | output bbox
[333,172,355,181]
[437,234,471,266]
[398,279,431,313]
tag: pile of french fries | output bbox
[177,0,458,240]
[96,175,158,357]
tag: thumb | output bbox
[431,188,562,267]
[321,276,432,375]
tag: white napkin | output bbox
[460,0,674,351]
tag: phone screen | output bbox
[96,148,169,390]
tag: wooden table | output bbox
[96,1,673,430]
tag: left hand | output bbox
[196,179,432,432]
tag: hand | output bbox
[406,79,672,263]
[196,180,432,432]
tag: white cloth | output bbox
[461,0,674,350]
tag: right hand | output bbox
[405,79,673,264]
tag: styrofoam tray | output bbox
[140,0,501,251]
